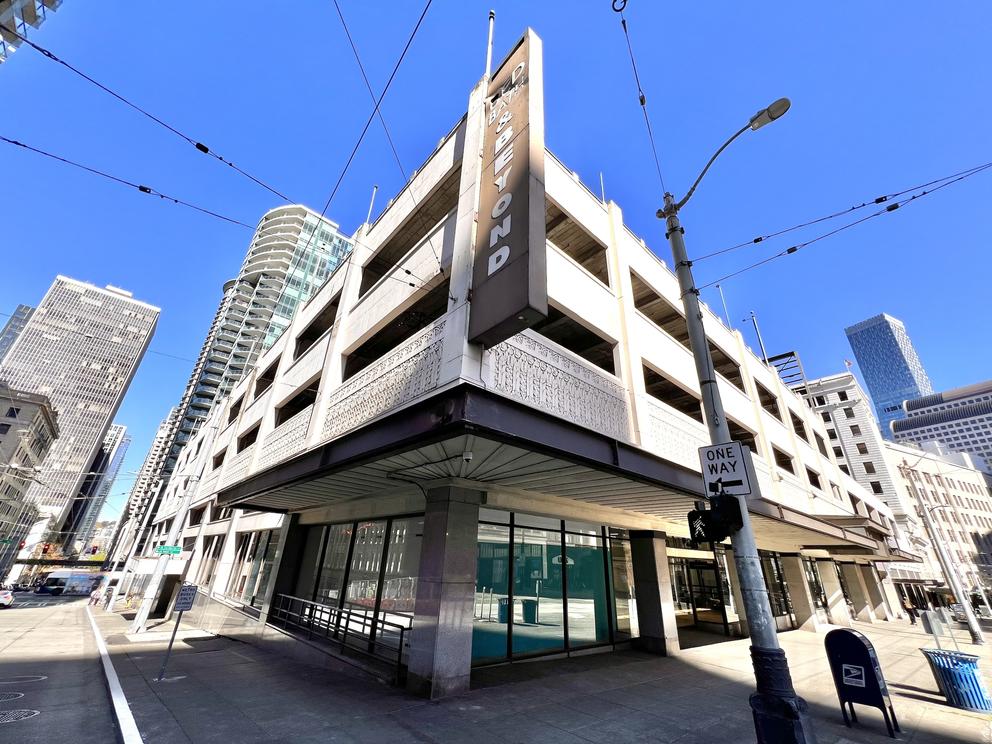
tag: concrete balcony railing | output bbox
[221,445,256,490]
[321,317,448,443]
[257,405,313,470]
[638,394,708,472]
[484,330,631,443]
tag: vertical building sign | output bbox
[468,30,548,347]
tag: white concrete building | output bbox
[136,30,915,698]
[883,441,992,610]
[894,380,992,468]
[804,371,990,608]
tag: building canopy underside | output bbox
[216,386,883,559]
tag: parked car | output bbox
[0,589,13,608]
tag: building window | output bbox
[228,396,243,425]
[212,449,226,471]
[850,425,862,436]
[0,423,9,435]
[856,443,869,455]
[806,467,822,490]
[832,446,843,458]
[814,432,829,457]
[840,464,850,476]
[643,363,702,422]
[821,411,831,423]
[828,428,837,441]
[863,461,876,475]
[275,377,320,427]
[4,407,19,418]
[756,382,782,421]
[814,395,826,406]
[773,447,795,475]
[870,481,883,494]
[237,424,260,453]
[728,418,760,456]
[254,360,279,398]
[844,407,855,419]
[294,294,340,360]
[789,411,809,443]
[838,390,848,401]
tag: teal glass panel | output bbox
[565,533,610,647]
[473,522,510,663]
[512,527,565,656]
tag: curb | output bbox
[86,606,144,744]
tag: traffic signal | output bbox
[41,543,50,554]
[91,545,99,555]
[687,494,744,547]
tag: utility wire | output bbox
[698,163,992,290]
[0,135,255,229]
[331,0,445,281]
[311,0,433,227]
[613,2,668,195]
[694,160,992,263]
[5,25,292,202]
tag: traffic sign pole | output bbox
[155,583,197,682]
[663,193,814,742]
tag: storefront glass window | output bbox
[608,536,638,641]
[473,522,511,663]
[315,523,352,606]
[565,532,610,647]
[344,521,387,620]
[512,526,565,656]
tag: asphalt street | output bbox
[0,595,118,743]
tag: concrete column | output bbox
[407,486,482,699]
[780,556,820,632]
[860,564,893,621]
[839,563,876,623]
[724,548,750,637]
[816,559,851,627]
[876,568,904,620]
[629,530,680,655]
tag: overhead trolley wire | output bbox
[613,0,668,196]
[697,162,992,290]
[0,135,255,229]
[5,25,292,202]
[331,0,445,281]
[693,160,992,263]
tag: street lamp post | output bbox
[657,99,815,743]
[907,487,985,644]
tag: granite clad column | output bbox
[407,486,482,699]
[780,556,820,632]
[629,530,680,655]
[860,564,893,621]
[816,559,851,627]
[840,562,876,623]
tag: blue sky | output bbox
[3,2,990,521]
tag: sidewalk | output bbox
[91,608,992,743]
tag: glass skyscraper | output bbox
[845,313,933,439]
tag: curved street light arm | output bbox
[674,123,750,212]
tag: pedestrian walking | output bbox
[89,587,103,606]
[902,598,918,626]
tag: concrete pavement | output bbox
[3,595,990,743]
[0,595,118,743]
[89,606,991,743]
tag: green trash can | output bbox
[920,648,992,713]
[497,598,510,624]
[521,599,539,624]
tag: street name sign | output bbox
[698,441,754,497]
[174,583,197,612]
[154,545,181,556]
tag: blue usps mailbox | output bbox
[824,628,900,738]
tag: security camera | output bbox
[462,451,473,463]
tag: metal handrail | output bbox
[268,593,410,681]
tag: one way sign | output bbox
[698,441,754,498]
